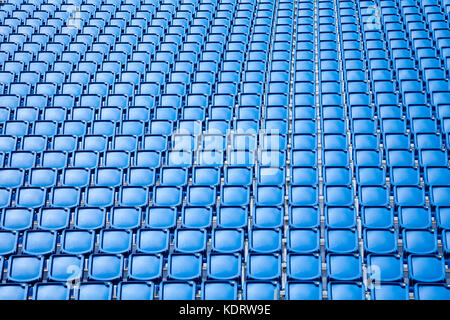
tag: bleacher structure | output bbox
[0,0,449,300]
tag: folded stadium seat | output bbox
[118,187,148,207]
[159,281,196,300]
[201,281,238,300]
[74,207,106,230]
[359,185,390,206]
[207,253,241,280]
[424,167,450,186]
[28,168,56,188]
[109,207,141,229]
[0,230,18,256]
[414,283,450,300]
[370,283,409,301]
[434,204,450,230]
[87,254,124,281]
[47,254,84,282]
[211,228,244,253]
[9,151,36,169]
[327,254,362,281]
[353,149,382,167]
[72,151,99,169]
[243,281,280,300]
[408,255,446,283]
[356,166,387,186]
[60,229,95,255]
[247,253,281,281]
[50,187,80,208]
[327,282,365,300]
[0,168,24,189]
[403,230,438,255]
[62,168,90,188]
[398,206,433,229]
[324,150,350,167]
[22,230,56,256]
[76,282,113,300]
[390,167,420,186]
[174,229,207,253]
[224,167,252,186]
[429,186,450,206]
[127,254,163,281]
[168,253,202,281]
[117,281,154,301]
[187,186,216,206]
[285,281,322,300]
[322,167,351,185]
[249,229,282,253]
[291,150,317,167]
[325,229,358,254]
[192,167,221,186]
[290,186,319,206]
[0,284,28,300]
[7,255,44,283]
[324,186,354,206]
[1,207,33,231]
[363,227,399,254]
[286,253,321,281]
[367,253,404,282]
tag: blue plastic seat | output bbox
[403,230,438,255]
[394,186,425,206]
[7,255,44,282]
[187,186,216,206]
[88,254,124,281]
[74,207,106,230]
[287,254,321,281]
[50,187,80,208]
[327,254,362,281]
[249,229,282,253]
[117,281,154,300]
[62,168,89,188]
[285,281,322,300]
[174,228,207,253]
[47,254,84,282]
[224,167,252,186]
[1,208,33,231]
[128,254,163,281]
[99,229,132,254]
[359,186,389,206]
[367,253,404,282]
[408,255,446,283]
[0,284,28,300]
[146,207,177,229]
[289,206,320,229]
[0,169,24,188]
[76,282,113,300]
[168,254,202,281]
[61,229,95,255]
[325,229,358,254]
[247,254,281,280]
[244,281,280,300]
[370,283,409,300]
[207,253,241,280]
[324,186,354,206]
[201,281,238,300]
[414,283,450,300]
[327,282,365,300]
[290,186,318,206]
[220,186,250,206]
[22,230,56,256]
[160,281,196,300]
[131,226,169,254]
